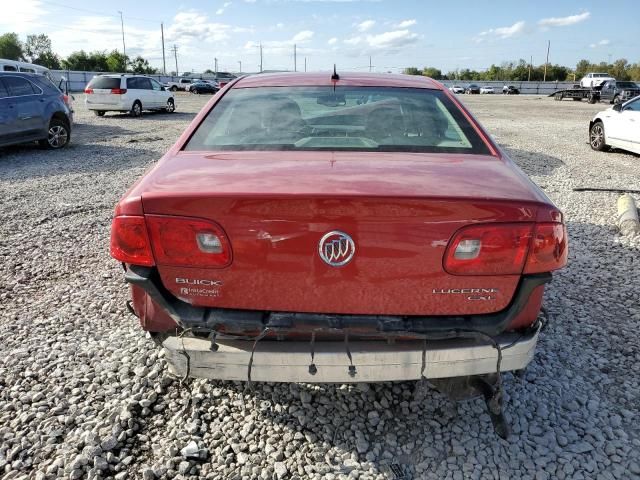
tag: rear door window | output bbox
[3,77,37,96]
[3,65,17,71]
[0,80,9,97]
[88,77,121,89]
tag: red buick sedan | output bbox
[110,72,567,437]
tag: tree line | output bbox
[0,32,157,74]
[406,58,640,82]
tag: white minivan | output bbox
[84,74,175,117]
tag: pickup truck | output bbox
[166,78,193,91]
[110,72,568,437]
[597,80,640,104]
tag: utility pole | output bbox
[238,60,241,74]
[304,57,307,72]
[161,22,166,74]
[172,45,178,76]
[293,44,297,72]
[214,58,218,76]
[543,40,550,82]
[528,55,532,82]
[369,56,372,72]
[259,43,263,73]
[118,11,126,71]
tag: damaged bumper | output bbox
[161,327,540,383]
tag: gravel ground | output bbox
[1,92,639,480]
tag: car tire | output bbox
[94,110,105,117]
[589,121,609,152]
[39,118,70,150]
[130,101,142,117]
[165,98,175,113]
[170,86,178,92]
[587,93,597,104]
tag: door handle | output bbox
[19,116,33,120]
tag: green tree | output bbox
[24,34,60,69]
[0,32,24,60]
[129,56,157,74]
[403,67,421,75]
[422,67,442,79]
[105,50,127,72]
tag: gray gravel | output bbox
[1,93,639,480]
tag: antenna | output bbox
[331,64,339,81]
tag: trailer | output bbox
[550,86,600,104]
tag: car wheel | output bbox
[94,110,105,117]
[130,101,142,117]
[39,118,70,150]
[165,99,175,113]
[170,86,178,92]
[589,121,609,152]
[588,93,597,104]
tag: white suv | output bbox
[579,72,615,89]
[84,74,175,117]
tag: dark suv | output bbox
[0,72,73,149]
[598,80,640,104]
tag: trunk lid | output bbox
[139,151,550,316]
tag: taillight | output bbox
[444,222,567,276]
[145,215,232,268]
[523,223,568,274]
[111,88,127,94]
[110,216,155,266]
[84,88,93,94]
[444,223,533,275]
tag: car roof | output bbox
[234,72,442,89]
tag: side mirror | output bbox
[613,103,622,112]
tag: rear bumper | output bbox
[162,325,540,383]
[85,101,127,111]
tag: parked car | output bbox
[0,58,52,80]
[84,75,175,117]
[579,72,615,89]
[167,78,194,91]
[110,72,568,437]
[480,86,495,94]
[449,85,465,94]
[597,80,640,104]
[589,96,640,155]
[188,80,219,94]
[0,72,73,149]
[465,84,480,94]
[502,85,520,95]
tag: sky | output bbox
[1,0,639,74]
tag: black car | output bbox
[0,72,73,149]
[502,85,520,95]
[190,81,219,94]
[598,80,640,104]
[465,84,480,94]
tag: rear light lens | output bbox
[110,216,155,266]
[523,223,568,274]
[145,215,232,268]
[111,88,127,94]
[444,223,533,275]
[84,88,93,94]
[444,222,567,276]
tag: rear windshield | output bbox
[184,86,490,154]
[87,77,121,89]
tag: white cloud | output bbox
[538,11,590,27]
[590,39,610,48]
[216,2,232,15]
[476,21,525,41]
[396,19,416,28]
[328,37,338,45]
[292,30,314,43]
[366,29,418,50]
[0,0,49,33]
[245,30,315,55]
[356,20,376,32]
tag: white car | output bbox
[84,74,175,117]
[580,72,615,89]
[589,96,640,155]
[449,85,465,94]
[480,86,495,94]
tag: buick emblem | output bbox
[318,231,355,267]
